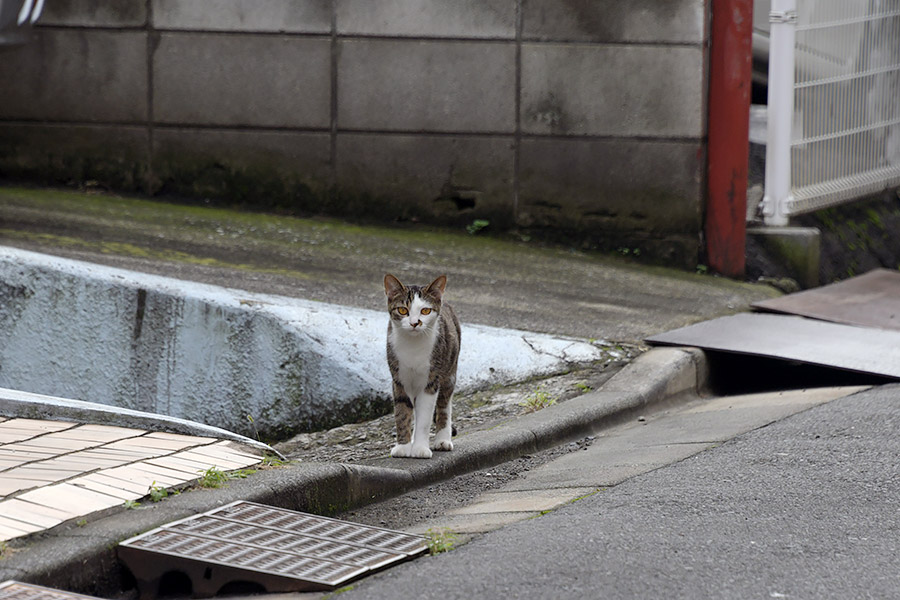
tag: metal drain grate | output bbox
[0,581,104,600]
[118,501,427,598]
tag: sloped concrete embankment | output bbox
[0,247,606,439]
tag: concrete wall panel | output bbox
[0,124,150,190]
[518,137,703,263]
[0,30,147,122]
[338,39,516,132]
[40,0,147,28]
[335,134,515,225]
[152,0,331,33]
[336,0,515,39]
[151,128,331,210]
[521,44,705,137]
[153,33,331,128]
[522,0,706,44]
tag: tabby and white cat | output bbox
[384,273,461,459]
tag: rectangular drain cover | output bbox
[118,501,427,597]
[0,581,104,600]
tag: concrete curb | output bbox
[0,346,707,596]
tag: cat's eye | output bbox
[397,307,409,316]
[420,308,432,315]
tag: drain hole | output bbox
[705,351,893,396]
[203,567,213,580]
[451,194,476,211]
[435,187,480,212]
[157,571,193,598]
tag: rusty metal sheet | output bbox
[753,269,900,331]
[0,581,104,600]
[646,313,900,379]
[117,501,427,598]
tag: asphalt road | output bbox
[338,384,900,599]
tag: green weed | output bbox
[520,388,557,413]
[466,219,490,235]
[424,528,457,555]
[198,466,257,488]
[260,454,290,468]
[124,500,142,510]
[148,482,168,503]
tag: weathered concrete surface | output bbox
[0,247,607,440]
[0,187,779,344]
[0,0,712,263]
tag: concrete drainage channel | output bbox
[0,247,612,441]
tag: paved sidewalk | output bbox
[401,386,867,538]
[0,417,261,542]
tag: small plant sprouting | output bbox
[520,387,557,413]
[76,519,88,527]
[198,466,257,488]
[260,454,290,469]
[424,528,457,556]
[247,414,261,442]
[574,382,592,393]
[148,482,168,503]
[124,499,142,510]
[696,263,709,275]
[466,219,490,235]
[199,467,230,488]
[0,540,8,558]
[230,468,257,479]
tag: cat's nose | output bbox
[410,320,421,328]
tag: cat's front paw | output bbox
[433,439,453,452]
[408,444,433,459]
[391,443,414,458]
[391,443,433,459]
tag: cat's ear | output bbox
[384,273,405,297]
[426,275,447,297]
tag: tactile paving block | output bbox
[118,501,427,598]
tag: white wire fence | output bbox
[763,0,900,225]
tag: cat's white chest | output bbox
[391,329,436,397]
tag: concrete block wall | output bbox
[0,0,708,266]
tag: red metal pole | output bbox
[705,0,754,278]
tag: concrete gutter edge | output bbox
[0,346,708,596]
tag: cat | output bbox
[383,273,461,459]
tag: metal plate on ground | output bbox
[118,501,428,598]
[753,269,900,331]
[0,581,104,600]
[646,313,900,379]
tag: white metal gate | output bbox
[762,0,900,225]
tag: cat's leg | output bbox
[390,384,416,458]
[407,390,436,459]
[433,377,455,451]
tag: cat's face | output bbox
[384,274,446,336]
